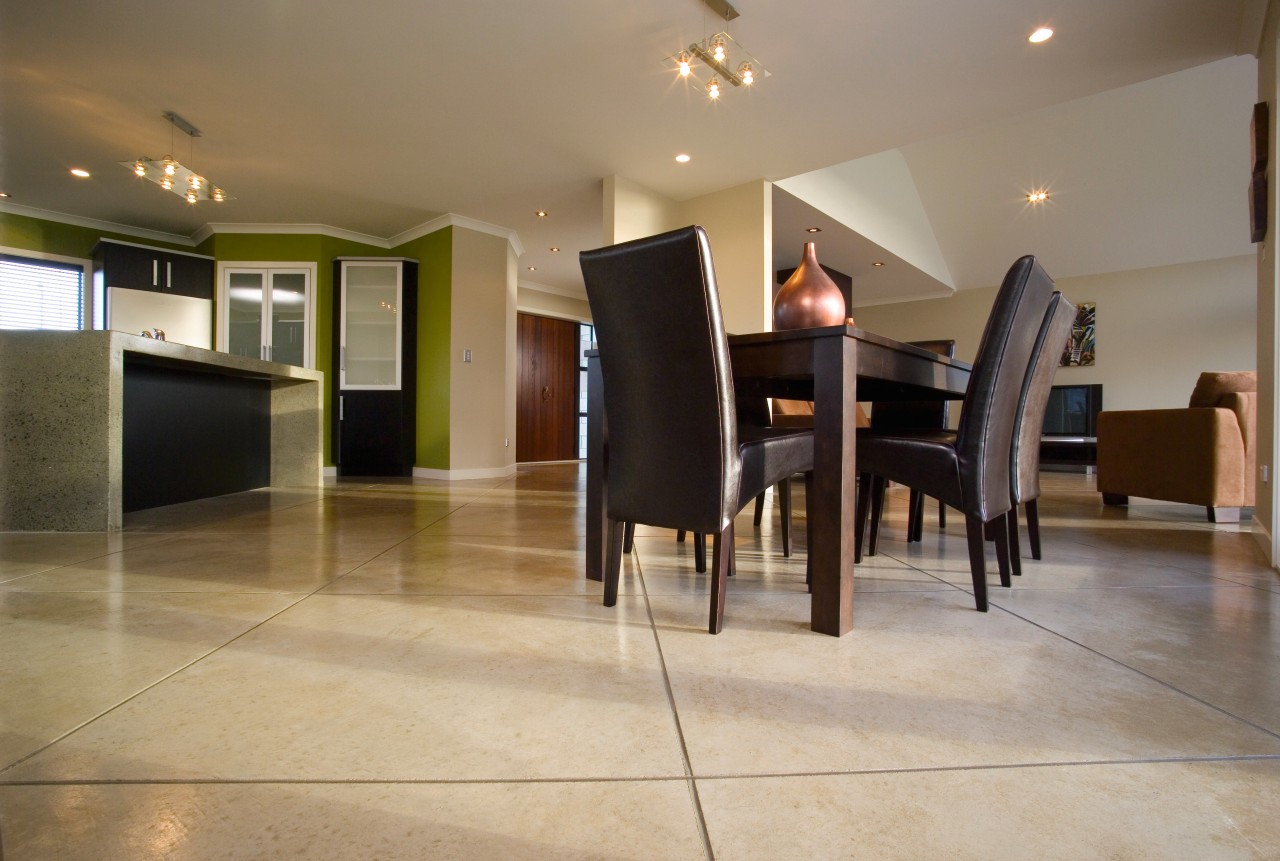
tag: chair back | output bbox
[1011,293,1076,504]
[870,339,957,431]
[953,256,1057,521]
[579,226,740,534]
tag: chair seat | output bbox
[739,425,813,510]
[857,430,963,510]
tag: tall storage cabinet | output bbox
[333,258,418,476]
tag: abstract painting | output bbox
[1061,302,1095,366]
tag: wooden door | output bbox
[517,313,579,462]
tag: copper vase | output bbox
[773,242,849,330]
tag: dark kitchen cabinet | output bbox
[94,239,214,300]
[332,258,418,476]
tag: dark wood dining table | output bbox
[585,324,972,637]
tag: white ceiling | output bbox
[0,0,1266,301]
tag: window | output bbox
[577,322,595,458]
[0,254,87,330]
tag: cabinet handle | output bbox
[340,347,346,372]
[152,259,159,287]
[339,396,344,421]
[166,261,172,289]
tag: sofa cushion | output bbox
[1188,371,1256,408]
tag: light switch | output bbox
[463,349,472,363]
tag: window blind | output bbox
[0,255,84,330]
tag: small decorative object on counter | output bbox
[140,330,153,338]
[773,242,849,330]
[153,329,166,341]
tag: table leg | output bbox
[808,336,856,635]
[585,355,606,582]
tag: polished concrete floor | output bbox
[1,466,1278,859]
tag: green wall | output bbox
[1,212,454,470]
[0,211,193,258]
[393,228,452,470]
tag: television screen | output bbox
[1043,384,1102,437]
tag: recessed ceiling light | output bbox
[0,192,9,198]
[675,153,691,163]
[1029,27,1054,43]
[549,247,560,252]
[535,210,548,217]
[806,227,822,233]
[527,266,537,271]
[70,168,91,178]
[872,262,886,267]
[1027,190,1050,203]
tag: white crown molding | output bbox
[6,203,525,257]
[388,213,525,257]
[0,201,197,247]
[199,222,389,246]
[851,286,957,308]
[517,278,587,300]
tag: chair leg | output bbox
[676,529,687,542]
[709,523,733,634]
[854,471,872,564]
[779,477,793,557]
[753,491,765,526]
[867,475,886,557]
[1025,499,1042,560]
[908,490,924,542]
[805,471,815,591]
[990,514,1012,588]
[1006,508,1022,577]
[938,498,946,529]
[623,521,635,554]
[963,516,989,612]
[695,533,707,573]
[604,517,625,607]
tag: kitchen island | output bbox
[0,331,323,531]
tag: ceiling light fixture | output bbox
[121,111,231,203]
[872,262,886,267]
[535,209,548,217]
[550,247,560,252]
[806,227,822,233]
[0,192,10,198]
[1027,190,1050,203]
[675,153,691,163]
[70,168,91,178]
[527,266,537,271]
[1029,27,1054,43]
[667,2,767,102]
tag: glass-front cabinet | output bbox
[219,265,314,368]
[339,261,401,389]
[333,258,418,476]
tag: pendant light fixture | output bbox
[666,0,767,102]
[121,111,232,203]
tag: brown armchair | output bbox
[1097,372,1256,522]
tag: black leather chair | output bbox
[580,226,815,633]
[1006,292,1076,575]
[854,256,1057,611]
[857,339,957,559]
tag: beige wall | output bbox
[1257,4,1279,556]
[853,254,1257,413]
[604,176,681,245]
[446,228,516,476]
[603,175,773,335]
[517,287,591,322]
[680,181,773,335]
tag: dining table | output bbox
[584,323,972,637]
